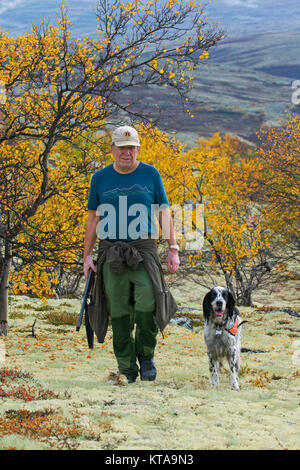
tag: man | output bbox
[83,125,179,384]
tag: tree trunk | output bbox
[238,288,254,307]
[234,267,254,307]
[0,241,12,336]
[224,272,236,302]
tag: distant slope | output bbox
[0,0,299,146]
[0,0,299,39]
[209,31,300,78]
[152,61,296,147]
[176,27,300,145]
[157,26,300,146]
[205,0,300,36]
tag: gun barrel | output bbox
[76,268,93,332]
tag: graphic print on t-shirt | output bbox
[102,184,152,201]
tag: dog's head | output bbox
[203,286,236,325]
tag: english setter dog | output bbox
[203,287,246,391]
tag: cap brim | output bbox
[114,141,140,147]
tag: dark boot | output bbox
[139,358,157,381]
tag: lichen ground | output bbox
[0,280,299,450]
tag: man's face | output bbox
[111,144,140,173]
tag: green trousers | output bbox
[103,261,158,378]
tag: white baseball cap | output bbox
[111,126,140,147]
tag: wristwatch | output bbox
[169,244,179,251]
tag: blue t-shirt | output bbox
[87,162,169,241]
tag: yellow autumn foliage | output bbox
[255,113,300,243]
[1,3,296,302]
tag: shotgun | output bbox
[76,267,95,349]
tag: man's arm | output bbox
[158,207,180,274]
[83,210,100,278]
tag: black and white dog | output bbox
[203,287,245,391]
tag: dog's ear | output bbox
[227,291,236,317]
[203,292,212,321]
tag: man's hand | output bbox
[167,250,180,274]
[84,255,97,279]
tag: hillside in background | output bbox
[206,0,300,35]
[147,58,296,147]
[0,0,299,145]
